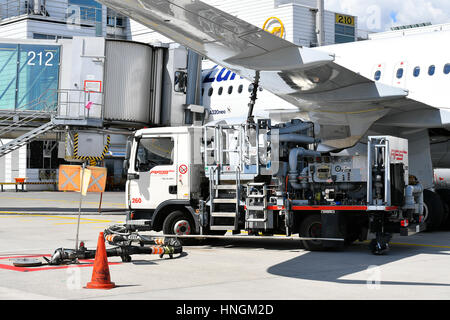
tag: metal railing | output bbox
[0,87,104,142]
[57,88,104,120]
[0,0,51,20]
[0,88,58,138]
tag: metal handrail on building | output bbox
[0,0,49,20]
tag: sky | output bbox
[324,0,450,31]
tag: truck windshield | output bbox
[135,137,174,172]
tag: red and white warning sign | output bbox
[179,164,188,175]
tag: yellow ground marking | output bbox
[0,211,123,224]
[0,196,126,207]
[53,221,108,225]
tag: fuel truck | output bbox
[123,118,425,255]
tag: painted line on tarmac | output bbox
[358,240,450,250]
[0,211,123,224]
[390,242,450,249]
[0,196,126,207]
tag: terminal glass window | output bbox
[0,44,60,111]
[335,14,356,44]
[135,138,174,172]
[68,0,103,36]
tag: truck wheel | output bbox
[423,190,445,231]
[435,189,450,229]
[162,210,197,245]
[299,214,324,251]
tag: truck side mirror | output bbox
[123,159,130,172]
[124,139,133,171]
[174,71,187,93]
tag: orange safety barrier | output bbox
[58,165,107,193]
[58,165,81,192]
[86,166,107,193]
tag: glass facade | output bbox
[0,44,60,111]
[68,0,103,36]
[335,24,355,44]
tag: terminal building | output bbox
[130,0,358,47]
[0,0,361,191]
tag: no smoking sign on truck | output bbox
[179,165,188,175]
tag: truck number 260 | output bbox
[132,198,142,204]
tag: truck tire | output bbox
[423,190,445,231]
[299,214,324,251]
[435,189,450,229]
[162,210,196,244]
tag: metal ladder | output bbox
[203,123,264,231]
[209,165,241,231]
[0,120,57,157]
[245,183,269,230]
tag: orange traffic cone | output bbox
[85,232,116,289]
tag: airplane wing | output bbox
[97,0,437,149]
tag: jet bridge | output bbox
[0,37,198,189]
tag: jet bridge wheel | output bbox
[435,189,450,229]
[423,190,445,231]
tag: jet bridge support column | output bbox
[185,50,202,125]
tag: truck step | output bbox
[213,198,237,204]
[210,225,236,231]
[125,219,152,226]
[214,185,237,190]
[246,206,266,211]
[247,194,265,198]
[211,212,237,218]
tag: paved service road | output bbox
[0,191,126,214]
[0,211,449,300]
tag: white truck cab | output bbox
[125,126,204,234]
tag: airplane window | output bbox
[218,87,223,95]
[259,87,263,92]
[238,84,243,94]
[374,70,381,81]
[413,67,420,77]
[228,86,233,94]
[396,68,404,79]
[208,88,213,96]
[248,84,254,92]
[444,64,450,74]
[429,65,436,76]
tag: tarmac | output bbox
[0,191,449,301]
[0,191,126,215]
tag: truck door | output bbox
[128,135,177,210]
